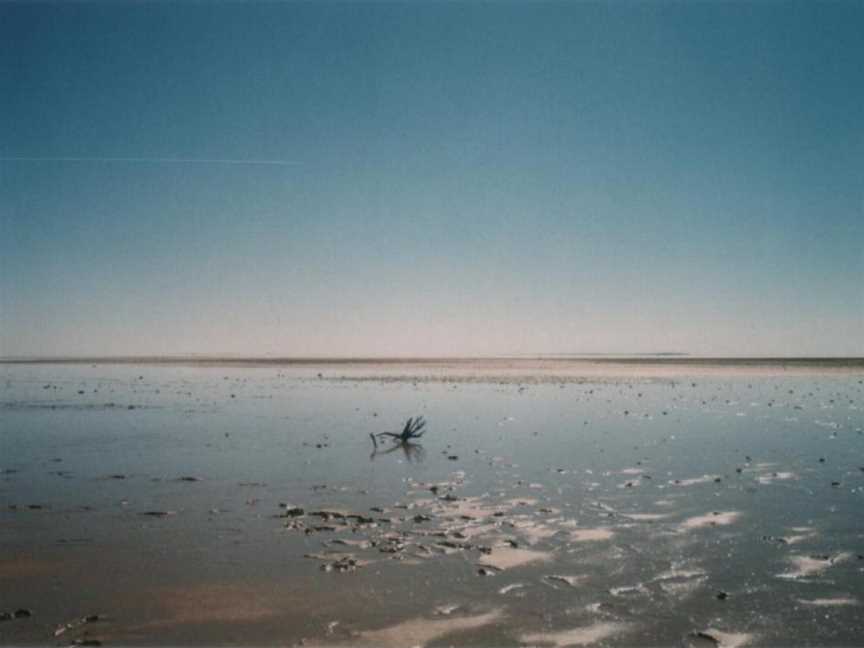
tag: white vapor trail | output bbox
[0,156,298,166]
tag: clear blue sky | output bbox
[1,1,862,357]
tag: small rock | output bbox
[348,514,374,524]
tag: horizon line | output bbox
[3,354,864,365]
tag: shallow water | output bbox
[1,363,863,646]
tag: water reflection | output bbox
[370,441,425,463]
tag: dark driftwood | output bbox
[373,416,426,444]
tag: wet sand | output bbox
[1,359,863,645]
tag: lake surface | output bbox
[1,361,863,646]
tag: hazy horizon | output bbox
[2,2,863,358]
[5,352,864,363]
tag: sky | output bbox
[1,1,863,358]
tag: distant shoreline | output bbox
[2,356,863,380]
[1,355,863,365]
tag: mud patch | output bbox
[478,547,552,571]
[0,556,59,580]
[357,609,503,647]
[678,511,740,532]
[568,528,614,542]
[520,621,628,646]
[797,597,858,606]
[127,584,280,630]
[778,553,851,579]
[624,513,671,522]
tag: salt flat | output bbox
[1,359,862,645]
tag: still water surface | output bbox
[1,364,863,646]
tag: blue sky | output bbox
[1,1,862,357]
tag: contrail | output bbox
[0,156,298,166]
